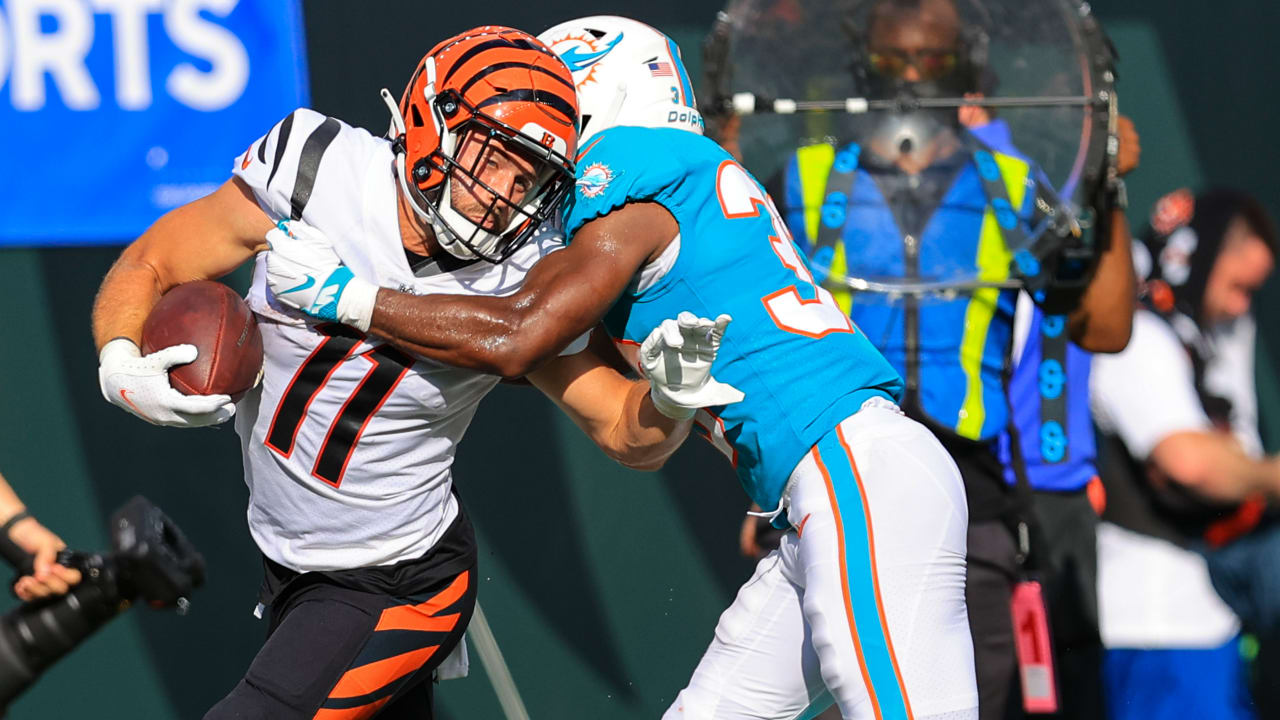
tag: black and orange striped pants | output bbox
[205,565,476,720]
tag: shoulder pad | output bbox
[565,127,724,238]
[232,109,377,223]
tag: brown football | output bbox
[142,281,263,399]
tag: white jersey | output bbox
[230,108,576,572]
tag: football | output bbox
[142,281,264,399]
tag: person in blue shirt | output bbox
[999,299,1110,719]
[264,15,980,720]
[772,1,1139,717]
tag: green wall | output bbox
[3,1,1279,717]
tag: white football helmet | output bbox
[538,16,704,145]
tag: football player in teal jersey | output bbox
[264,16,977,720]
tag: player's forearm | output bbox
[92,254,165,351]
[93,184,267,351]
[368,288,589,378]
[605,380,692,471]
[1069,209,1136,353]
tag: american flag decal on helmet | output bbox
[648,62,674,77]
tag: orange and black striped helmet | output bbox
[383,26,579,263]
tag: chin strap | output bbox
[380,87,472,260]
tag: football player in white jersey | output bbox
[90,26,740,720]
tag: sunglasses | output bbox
[867,47,959,81]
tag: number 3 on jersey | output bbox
[715,160,853,339]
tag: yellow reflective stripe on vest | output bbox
[796,144,835,241]
[955,152,1030,439]
[794,144,852,315]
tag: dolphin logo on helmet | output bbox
[539,16,704,147]
[559,34,626,74]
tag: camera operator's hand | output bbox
[8,516,81,601]
[958,92,992,129]
[1115,115,1140,177]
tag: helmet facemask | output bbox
[417,98,572,262]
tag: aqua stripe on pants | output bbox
[814,427,913,720]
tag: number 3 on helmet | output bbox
[380,26,579,263]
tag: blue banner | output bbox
[0,0,308,245]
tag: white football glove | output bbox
[97,338,235,428]
[264,220,378,331]
[641,312,745,420]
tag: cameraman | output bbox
[774,1,1137,716]
[0,472,81,601]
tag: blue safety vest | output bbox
[782,127,1037,442]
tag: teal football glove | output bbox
[264,220,378,331]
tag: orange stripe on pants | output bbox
[313,696,391,720]
[374,609,460,634]
[326,644,441,702]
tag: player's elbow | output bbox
[487,343,549,380]
[487,351,537,380]
[487,322,563,379]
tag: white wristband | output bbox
[649,387,696,421]
[339,277,379,332]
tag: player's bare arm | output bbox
[1065,115,1141,353]
[527,351,687,471]
[92,176,273,427]
[526,312,743,471]
[92,176,273,350]
[363,202,678,378]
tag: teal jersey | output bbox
[565,126,904,511]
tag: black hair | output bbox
[1143,187,1277,322]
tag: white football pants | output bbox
[664,402,978,720]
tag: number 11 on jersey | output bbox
[715,160,854,339]
[265,324,413,487]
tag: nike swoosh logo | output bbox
[796,513,812,538]
[119,389,147,418]
[280,275,315,294]
[559,34,624,72]
[240,148,252,170]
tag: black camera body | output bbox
[0,497,205,711]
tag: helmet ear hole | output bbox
[410,105,425,128]
[412,160,433,185]
[437,91,461,118]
